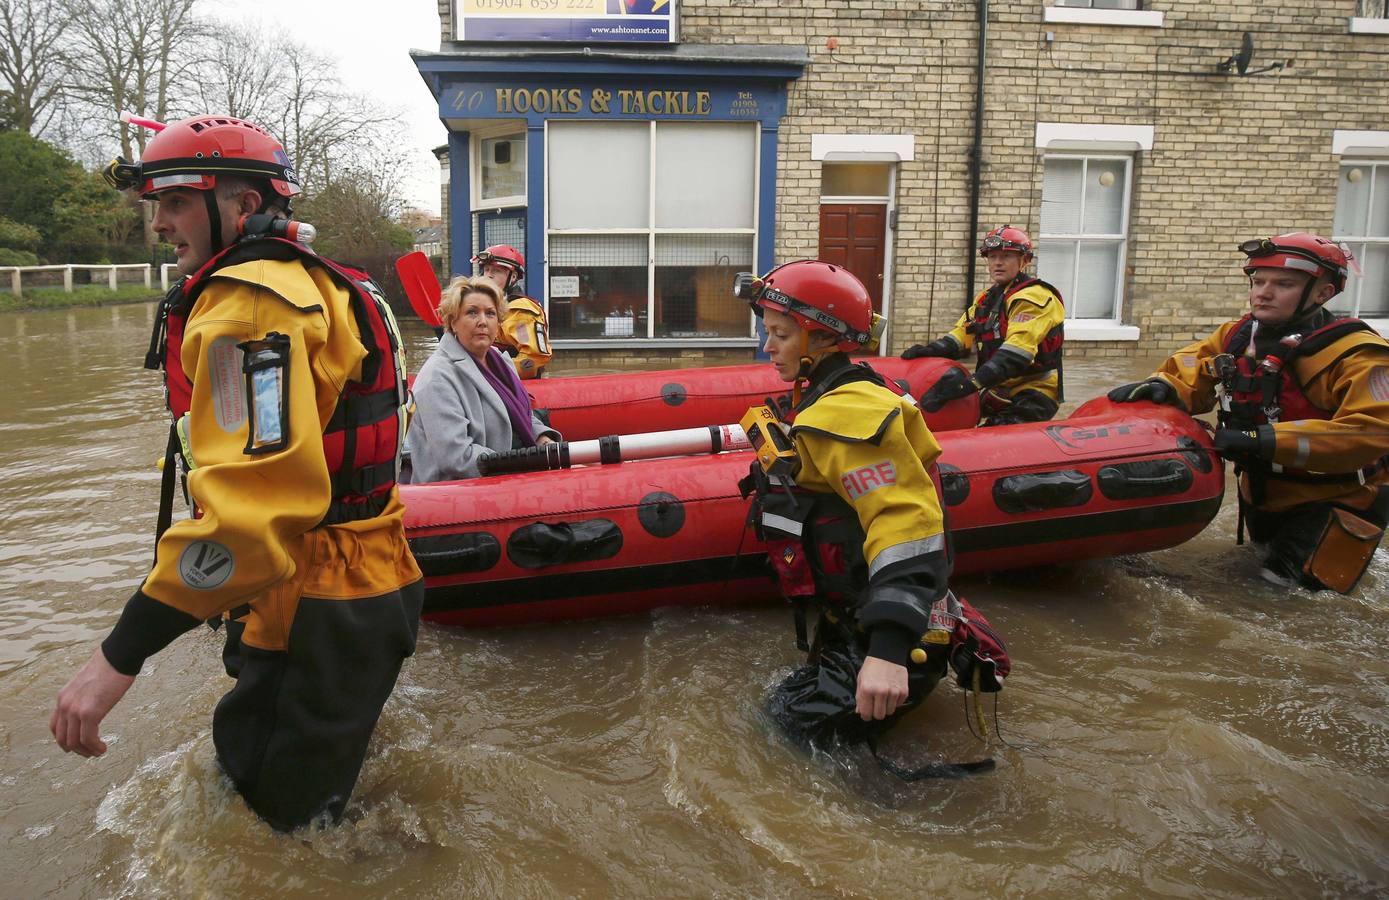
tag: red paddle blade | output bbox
[394,251,443,328]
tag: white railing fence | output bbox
[0,263,181,297]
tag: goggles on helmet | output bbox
[981,235,1028,254]
[1238,238,1350,278]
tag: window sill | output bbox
[1362,318,1389,335]
[1349,17,1389,35]
[1066,322,1140,341]
[553,338,759,350]
[1043,8,1164,28]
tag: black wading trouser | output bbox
[767,620,947,751]
[213,578,424,831]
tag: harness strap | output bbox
[153,423,180,562]
[325,388,399,433]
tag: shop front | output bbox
[413,47,807,356]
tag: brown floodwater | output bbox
[1,301,1385,898]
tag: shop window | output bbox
[1332,161,1389,319]
[1037,154,1132,320]
[479,134,526,204]
[654,234,753,337]
[547,121,757,341]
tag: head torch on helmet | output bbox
[101,158,144,192]
[1238,238,1281,258]
[732,271,762,301]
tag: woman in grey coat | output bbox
[405,276,559,482]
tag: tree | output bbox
[0,0,72,136]
[51,170,139,260]
[64,0,201,159]
[0,214,42,264]
[188,21,399,197]
[299,158,415,262]
[0,129,135,261]
[63,0,202,244]
[0,128,80,248]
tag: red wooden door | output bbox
[818,203,887,313]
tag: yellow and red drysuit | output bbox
[496,294,551,379]
[1145,309,1389,589]
[933,274,1065,425]
[102,240,423,830]
[743,356,1006,748]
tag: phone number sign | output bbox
[457,0,677,43]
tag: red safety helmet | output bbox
[472,245,525,286]
[744,260,880,351]
[979,225,1033,261]
[102,115,301,200]
[1239,232,1350,294]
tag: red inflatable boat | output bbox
[527,356,980,439]
[402,396,1224,628]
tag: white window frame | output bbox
[471,124,527,211]
[543,119,761,346]
[1044,2,1163,28]
[1351,0,1389,34]
[1040,153,1133,329]
[1332,157,1389,331]
[1036,124,1152,340]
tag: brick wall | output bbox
[682,0,1389,358]
[432,0,1389,363]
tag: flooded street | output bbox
[1,301,1386,898]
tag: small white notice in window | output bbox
[550,276,580,298]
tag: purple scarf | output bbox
[473,346,537,446]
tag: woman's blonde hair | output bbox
[438,275,505,330]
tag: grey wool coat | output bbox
[404,333,559,483]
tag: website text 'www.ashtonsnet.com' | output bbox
[591,24,664,35]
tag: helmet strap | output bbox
[203,189,225,256]
[791,330,841,407]
[1293,274,1333,320]
[792,331,813,406]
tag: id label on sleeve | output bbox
[208,337,246,433]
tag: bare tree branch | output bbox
[0,0,73,135]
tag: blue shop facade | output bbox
[413,47,806,351]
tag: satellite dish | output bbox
[1236,32,1254,75]
[1218,32,1255,75]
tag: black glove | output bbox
[921,368,978,412]
[1107,379,1175,405]
[1213,426,1275,462]
[902,339,954,360]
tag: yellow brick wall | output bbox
[680,0,1389,358]
[433,0,1389,364]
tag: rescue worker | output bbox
[904,225,1065,426]
[1109,232,1389,593]
[50,115,424,831]
[474,244,551,379]
[735,260,1008,756]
